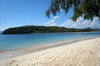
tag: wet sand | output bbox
[0,37,100,66]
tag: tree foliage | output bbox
[46,0,100,21]
[2,25,95,34]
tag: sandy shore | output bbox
[0,37,100,66]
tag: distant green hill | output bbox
[2,26,96,34]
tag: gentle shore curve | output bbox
[0,37,100,66]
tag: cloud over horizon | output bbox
[44,16,59,26]
[44,16,100,29]
[61,17,100,29]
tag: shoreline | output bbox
[2,31,98,35]
[0,36,99,60]
[0,36,100,66]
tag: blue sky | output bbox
[0,0,100,31]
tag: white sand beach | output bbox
[0,37,100,66]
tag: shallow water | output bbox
[0,32,100,50]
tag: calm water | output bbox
[0,32,100,51]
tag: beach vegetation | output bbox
[2,25,96,34]
[46,0,100,21]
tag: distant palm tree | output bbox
[46,0,100,21]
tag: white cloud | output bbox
[44,16,59,26]
[54,16,59,19]
[60,17,100,29]
[90,17,100,28]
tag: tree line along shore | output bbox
[2,26,96,34]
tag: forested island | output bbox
[2,26,96,34]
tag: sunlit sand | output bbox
[0,37,100,66]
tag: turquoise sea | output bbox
[0,32,100,51]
